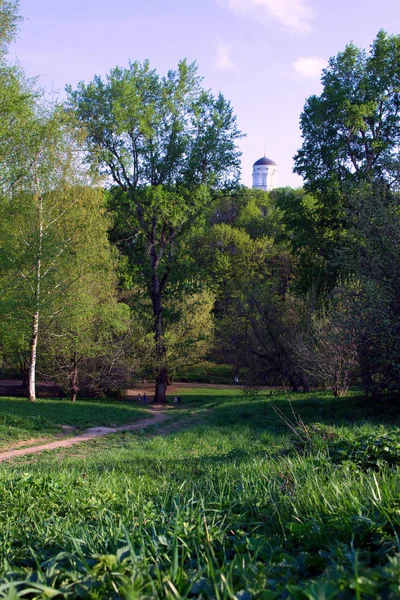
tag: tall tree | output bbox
[0,108,111,401]
[343,185,400,399]
[289,31,400,297]
[67,60,242,402]
[294,30,400,197]
[292,30,400,399]
[0,0,20,56]
[0,0,36,196]
[0,0,39,384]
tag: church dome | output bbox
[253,156,277,167]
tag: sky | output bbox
[9,0,400,188]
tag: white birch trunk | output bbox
[28,310,39,401]
[28,192,43,402]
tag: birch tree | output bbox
[40,223,130,402]
[0,111,110,401]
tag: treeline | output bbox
[219,30,400,400]
[1,2,399,402]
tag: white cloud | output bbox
[220,0,314,34]
[293,56,327,78]
[214,38,235,70]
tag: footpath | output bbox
[0,408,168,463]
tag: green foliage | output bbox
[208,187,282,239]
[330,429,400,470]
[67,59,242,191]
[273,187,344,295]
[38,188,131,399]
[0,85,128,399]
[190,188,299,385]
[289,31,400,301]
[294,30,400,195]
[67,60,242,398]
[195,223,274,307]
[341,185,400,399]
[294,287,359,397]
[0,0,20,56]
[0,15,37,201]
[130,289,215,381]
[215,281,303,387]
[177,361,233,384]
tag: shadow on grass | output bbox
[0,396,149,434]
[1,386,399,449]
[59,390,400,476]
[88,449,272,480]
[170,389,400,434]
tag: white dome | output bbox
[252,155,278,191]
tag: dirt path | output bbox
[0,408,170,463]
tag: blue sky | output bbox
[10,0,400,187]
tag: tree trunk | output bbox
[301,375,310,393]
[155,367,167,403]
[151,260,167,404]
[289,375,299,393]
[358,336,373,397]
[70,353,79,402]
[21,360,29,389]
[28,192,43,402]
[153,300,167,402]
[28,311,39,401]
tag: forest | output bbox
[2,2,400,598]
[1,1,400,408]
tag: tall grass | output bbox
[0,389,399,597]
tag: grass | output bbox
[0,396,148,447]
[0,387,399,597]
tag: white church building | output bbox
[252,155,278,191]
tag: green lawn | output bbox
[0,388,399,598]
[0,396,149,447]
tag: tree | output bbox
[0,1,38,384]
[191,212,303,386]
[289,32,400,299]
[129,289,214,384]
[67,60,242,402]
[272,187,344,296]
[216,280,308,390]
[295,30,400,197]
[0,0,20,56]
[292,31,400,399]
[342,185,400,399]
[208,186,281,239]
[193,223,275,314]
[0,106,114,401]
[41,269,130,402]
[0,2,36,197]
[294,288,358,397]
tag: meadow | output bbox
[0,388,399,598]
[0,397,148,448]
